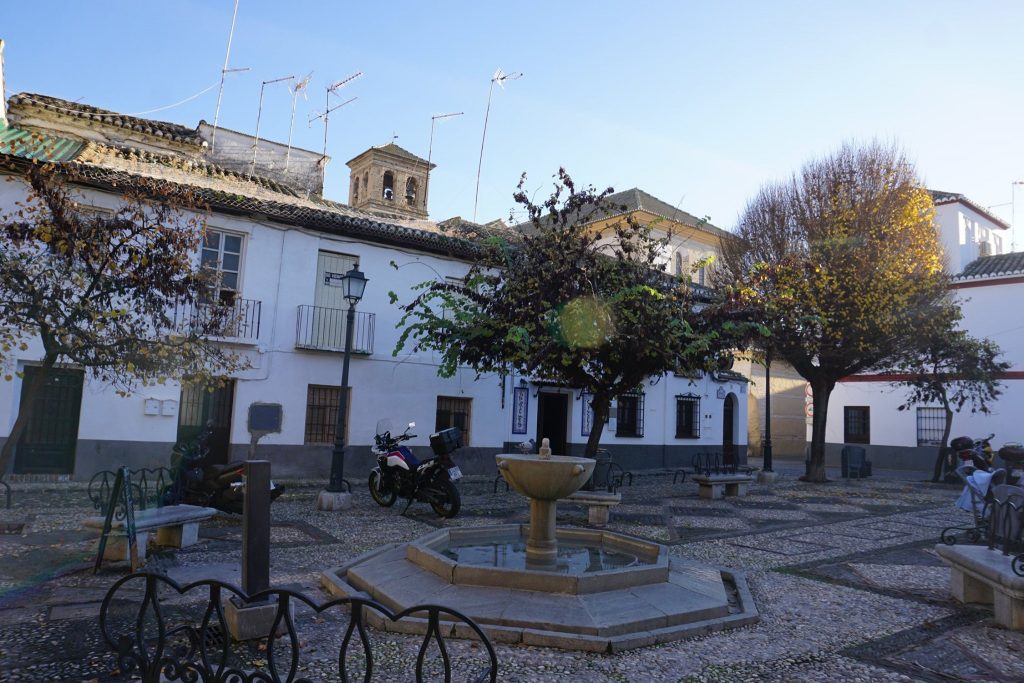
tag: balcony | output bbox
[173,297,262,342]
[295,305,375,354]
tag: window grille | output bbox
[676,394,700,438]
[916,407,945,446]
[616,392,645,437]
[436,396,471,446]
[843,406,870,444]
[305,385,341,444]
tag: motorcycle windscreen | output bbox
[375,418,394,436]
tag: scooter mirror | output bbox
[408,422,416,429]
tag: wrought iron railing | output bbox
[173,297,262,342]
[99,572,499,682]
[295,305,375,354]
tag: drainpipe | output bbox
[0,40,7,128]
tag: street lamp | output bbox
[318,265,368,510]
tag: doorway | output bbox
[176,380,236,465]
[536,392,569,456]
[722,393,736,465]
[13,366,84,474]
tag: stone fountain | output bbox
[322,447,758,652]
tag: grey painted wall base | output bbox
[2,437,750,481]
[775,442,940,473]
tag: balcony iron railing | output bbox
[295,305,375,354]
[173,297,261,342]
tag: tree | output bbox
[717,142,947,482]
[0,163,247,476]
[394,170,741,457]
[892,303,1009,482]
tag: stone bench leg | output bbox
[588,505,611,527]
[102,531,149,563]
[155,522,200,548]
[698,484,723,500]
[724,482,749,497]
[950,567,994,604]
[994,590,1024,629]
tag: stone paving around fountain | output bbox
[2,459,1024,681]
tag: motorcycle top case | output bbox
[430,428,462,455]
[951,436,975,451]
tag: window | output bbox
[405,178,416,204]
[843,406,870,444]
[916,407,945,446]
[616,392,645,437]
[306,385,349,444]
[383,171,395,200]
[675,394,700,438]
[436,396,471,446]
[352,175,359,203]
[201,229,243,299]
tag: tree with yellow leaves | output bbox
[0,163,248,478]
[718,143,948,482]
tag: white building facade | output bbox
[0,92,747,480]
[820,195,1020,471]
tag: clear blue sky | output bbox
[3,1,1023,237]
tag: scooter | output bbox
[165,423,285,514]
[368,419,463,518]
[950,434,996,472]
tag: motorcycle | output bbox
[165,423,285,514]
[369,419,463,518]
[950,434,996,472]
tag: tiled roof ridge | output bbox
[928,188,1010,230]
[76,140,301,197]
[953,251,1024,281]
[9,93,204,146]
[38,158,479,260]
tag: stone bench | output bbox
[935,543,1024,629]
[84,504,217,563]
[692,474,754,500]
[559,490,622,526]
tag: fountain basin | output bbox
[407,525,667,595]
[495,453,595,500]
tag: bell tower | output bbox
[346,143,434,220]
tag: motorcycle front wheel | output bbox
[368,470,398,507]
[429,478,461,518]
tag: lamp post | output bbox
[317,265,368,511]
[758,348,778,483]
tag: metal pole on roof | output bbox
[285,73,311,172]
[251,76,294,176]
[473,69,521,223]
[210,0,241,153]
[425,112,462,214]
[1013,181,1024,252]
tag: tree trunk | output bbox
[932,402,955,483]
[0,354,58,478]
[584,395,610,458]
[805,377,833,482]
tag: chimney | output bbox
[0,40,6,127]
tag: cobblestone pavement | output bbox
[1,461,1022,682]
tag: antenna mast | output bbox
[426,111,463,212]
[474,68,521,222]
[310,72,363,163]
[285,73,312,171]
[210,0,249,152]
[251,75,294,175]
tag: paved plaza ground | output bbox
[1,459,1023,682]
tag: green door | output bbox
[14,366,84,474]
[176,380,235,465]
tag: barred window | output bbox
[843,406,870,444]
[305,385,342,444]
[616,392,645,437]
[436,396,471,446]
[676,394,700,438]
[916,407,945,446]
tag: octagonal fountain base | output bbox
[321,524,758,652]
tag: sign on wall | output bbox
[512,387,529,434]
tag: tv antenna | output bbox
[251,75,294,175]
[285,72,312,171]
[309,72,363,163]
[210,0,250,152]
[474,68,521,222]
[425,112,463,209]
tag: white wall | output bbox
[934,202,1009,274]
